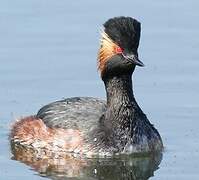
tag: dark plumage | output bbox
[37,97,106,139]
[10,16,163,156]
[104,16,141,53]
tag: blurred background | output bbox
[0,0,199,179]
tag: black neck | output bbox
[102,73,143,148]
[104,74,134,105]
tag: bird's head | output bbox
[98,16,144,79]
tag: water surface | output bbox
[0,0,199,179]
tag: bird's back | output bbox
[36,97,106,135]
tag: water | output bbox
[0,0,199,179]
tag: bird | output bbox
[10,16,163,157]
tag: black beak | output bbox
[122,53,144,67]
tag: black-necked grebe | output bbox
[11,16,163,157]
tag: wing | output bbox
[36,97,106,131]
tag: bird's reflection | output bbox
[11,144,162,180]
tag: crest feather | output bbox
[97,30,120,74]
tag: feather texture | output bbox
[98,31,120,74]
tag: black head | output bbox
[98,16,144,79]
[104,16,141,53]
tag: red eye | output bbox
[115,47,123,54]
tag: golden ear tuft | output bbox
[97,30,120,74]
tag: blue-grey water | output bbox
[0,0,199,179]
